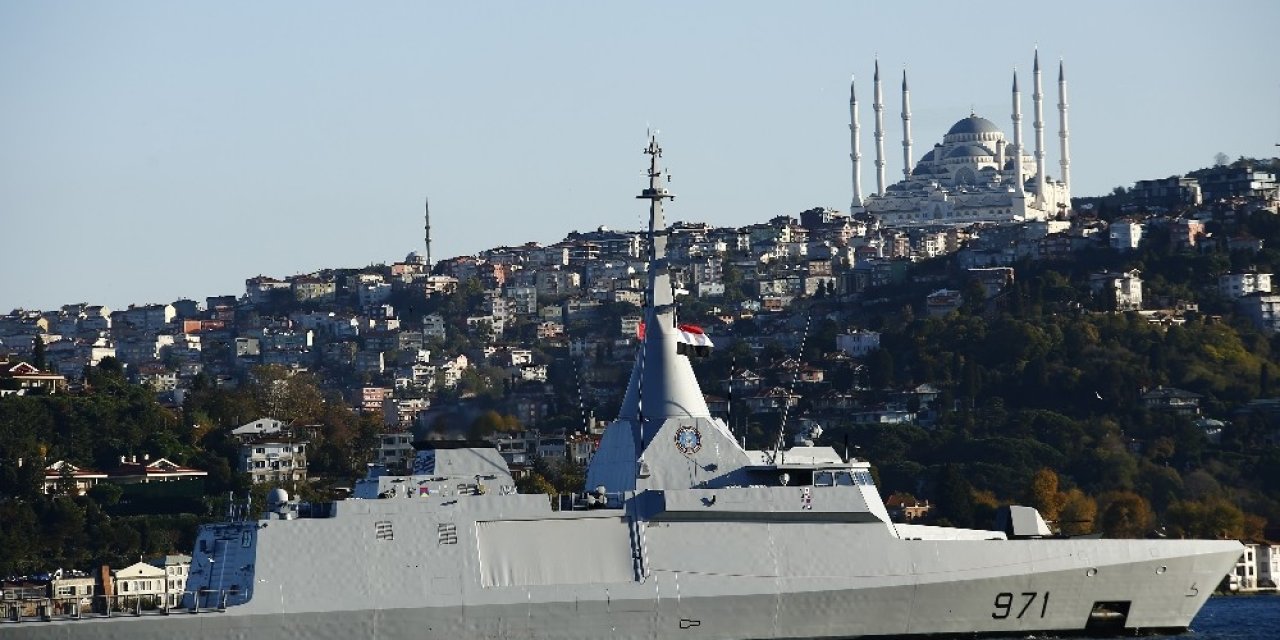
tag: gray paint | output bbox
[1,139,1242,640]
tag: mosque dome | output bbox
[405,251,426,264]
[946,115,1002,136]
[946,144,992,159]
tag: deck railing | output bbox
[0,589,237,624]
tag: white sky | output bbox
[3,1,1278,311]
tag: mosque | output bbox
[849,51,1072,228]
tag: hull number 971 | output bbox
[992,591,1049,619]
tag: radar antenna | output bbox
[766,312,812,465]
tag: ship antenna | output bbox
[727,354,735,439]
[573,347,591,432]
[635,133,675,451]
[767,312,812,464]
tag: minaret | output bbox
[873,59,887,196]
[423,196,432,270]
[1058,59,1071,195]
[996,138,1006,180]
[901,69,913,182]
[1033,50,1047,209]
[849,75,863,209]
[1011,70,1025,196]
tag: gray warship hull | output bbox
[0,494,1243,639]
[2,135,1243,639]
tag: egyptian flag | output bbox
[676,324,713,357]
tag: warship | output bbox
[1,137,1244,639]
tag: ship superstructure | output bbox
[1,138,1243,640]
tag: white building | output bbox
[506,286,539,315]
[240,440,308,485]
[1240,294,1280,333]
[1258,544,1280,590]
[836,330,881,357]
[422,314,447,341]
[148,554,192,608]
[375,432,415,471]
[113,561,168,607]
[245,277,291,305]
[116,304,176,332]
[851,52,1072,228]
[231,417,287,441]
[358,280,393,309]
[1219,272,1272,299]
[1109,220,1144,251]
[42,460,107,495]
[1090,270,1143,311]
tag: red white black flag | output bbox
[676,324,713,357]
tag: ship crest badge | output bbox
[674,425,702,455]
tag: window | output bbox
[438,523,458,545]
[814,471,834,487]
[255,448,265,454]
[375,521,394,541]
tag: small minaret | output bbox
[849,75,863,209]
[1058,59,1071,195]
[1011,69,1025,196]
[873,59,887,196]
[424,196,433,269]
[1033,50,1047,209]
[901,69,913,182]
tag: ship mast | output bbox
[635,135,675,446]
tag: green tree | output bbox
[32,335,47,370]
[933,464,976,528]
[868,348,895,390]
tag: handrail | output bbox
[0,589,237,624]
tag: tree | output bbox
[468,410,521,440]
[516,472,556,497]
[1026,468,1066,523]
[1165,498,1247,540]
[868,348,895,390]
[1057,488,1097,536]
[32,335,47,370]
[933,464,976,528]
[1097,491,1154,538]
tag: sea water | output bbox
[1049,594,1280,639]
[1180,595,1280,639]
